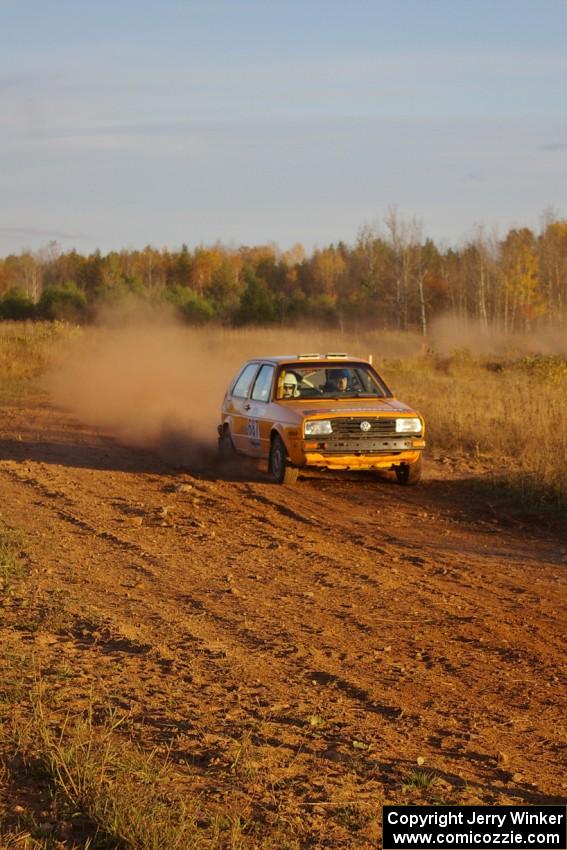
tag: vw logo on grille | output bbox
[360,420,372,432]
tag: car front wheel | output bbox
[395,456,422,486]
[269,435,298,484]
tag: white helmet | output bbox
[283,372,298,386]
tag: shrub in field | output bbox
[165,286,216,324]
[38,283,87,322]
[0,288,36,321]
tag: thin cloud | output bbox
[0,73,35,91]
[0,226,91,241]
[539,142,567,151]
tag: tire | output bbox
[218,426,237,462]
[395,455,422,486]
[269,435,299,485]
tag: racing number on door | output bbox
[246,418,260,443]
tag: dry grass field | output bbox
[382,351,567,510]
[0,321,566,849]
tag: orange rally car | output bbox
[218,354,425,484]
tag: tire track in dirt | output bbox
[1,461,413,740]
[0,461,480,785]
[1,407,567,808]
[211,475,567,772]
[9,456,565,729]
[1,461,417,746]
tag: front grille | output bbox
[316,416,412,455]
[329,417,397,438]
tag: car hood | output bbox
[300,398,416,416]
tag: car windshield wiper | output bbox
[322,392,382,400]
[350,392,383,398]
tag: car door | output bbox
[247,363,276,457]
[226,362,260,453]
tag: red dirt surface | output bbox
[1,392,566,847]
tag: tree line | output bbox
[1,211,566,333]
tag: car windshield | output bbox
[276,364,389,400]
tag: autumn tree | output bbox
[234,265,276,325]
[538,215,567,323]
[501,228,543,331]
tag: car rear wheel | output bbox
[269,435,298,484]
[395,456,422,486]
[219,426,237,462]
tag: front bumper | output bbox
[288,437,425,470]
[302,450,423,471]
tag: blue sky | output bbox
[1,0,566,254]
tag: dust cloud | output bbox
[428,314,567,356]
[45,320,229,469]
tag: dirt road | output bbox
[1,392,566,847]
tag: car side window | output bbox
[251,364,275,403]
[232,363,259,398]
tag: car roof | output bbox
[246,354,371,366]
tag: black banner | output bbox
[383,806,566,849]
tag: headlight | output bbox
[304,419,333,436]
[395,417,421,434]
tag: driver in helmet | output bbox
[335,369,350,393]
[282,372,300,399]
[324,368,350,393]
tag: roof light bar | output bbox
[295,352,350,360]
